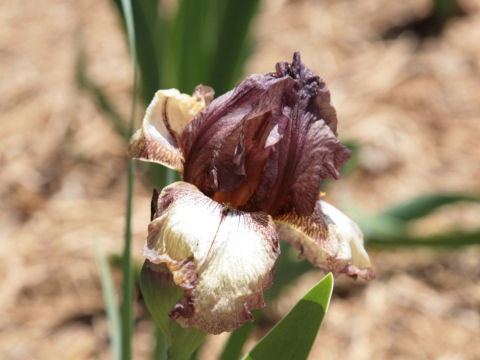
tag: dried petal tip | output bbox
[144,182,280,334]
[274,51,338,134]
[128,87,213,171]
[276,200,374,280]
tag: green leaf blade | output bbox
[382,193,480,222]
[368,229,480,247]
[94,239,122,360]
[210,0,261,94]
[243,273,334,360]
[117,1,137,359]
[219,322,254,360]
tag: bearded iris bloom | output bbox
[129,53,374,334]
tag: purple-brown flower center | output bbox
[181,52,350,217]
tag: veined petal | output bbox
[251,112,350,216]
[275,200,374,280]
[144,182,279,334]
[248,53,350,216]
[128,86,213,171]
[181,52,350,215]
[181,74,295,202]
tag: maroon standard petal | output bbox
[181,74,296,204]
[181,52,350,216]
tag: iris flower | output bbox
[129,52,374,334]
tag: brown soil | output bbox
[1,0,479,359]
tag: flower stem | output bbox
[153,325,168,360]
[121,156,135,360]
[119,0,137,358]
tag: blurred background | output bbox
[1,0,480,359]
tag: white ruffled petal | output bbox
[128,87,212,171]
[275,200,374,280]
[144,182,279,334]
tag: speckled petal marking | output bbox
[275,199,374,280]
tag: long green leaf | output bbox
[210,0,261,94]
[111,0,163,103]
[219,322,254,360]
[76,50,128,139]
[368,229,480,247]
[382,193,480,222]
[133,0,165,102]
[121,91,136,360]
[243,273,334,360]
[174,0,203,92]
[94,239,121,360]
[264,240,313,302]
[118,0,137,359]
[153,325,168,360]
[120,0,136,60]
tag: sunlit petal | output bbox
[144,182,280,334]
[275,200,374,280]
[128,86,212,171]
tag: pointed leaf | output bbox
[368,229,480,247]
[94,239,121,360]
[382,193,480,222]
[210,0,261,94]
[219,322,255,360]
[243,273,334,360]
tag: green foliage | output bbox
[265,241,314,302]
[337,143,480,248]
[243,273,334,360]
[219,322,254,360]
[140,261,206,360]
[153,325,168,360]
[94,239,122,360]
[351,191,480,247]
[382,193,480,222]
[116,0,138,359]
[368,229,480,247]
[76,50,128,139]
[112,0,260,103]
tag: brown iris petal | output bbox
[275,199,374,280]
[181,75,295,200]
[181,52,349,216]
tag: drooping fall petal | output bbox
[275,200,374,280]
[181,52,350,215]
[128,86,213,171]
[143,182,280,334]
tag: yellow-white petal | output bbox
[128,86,213,171]
[144,182,279,334]
[275,200,374,280]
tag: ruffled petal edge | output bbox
[275,199,374,280]
[128,86,212,171]
[144,181,280,334]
